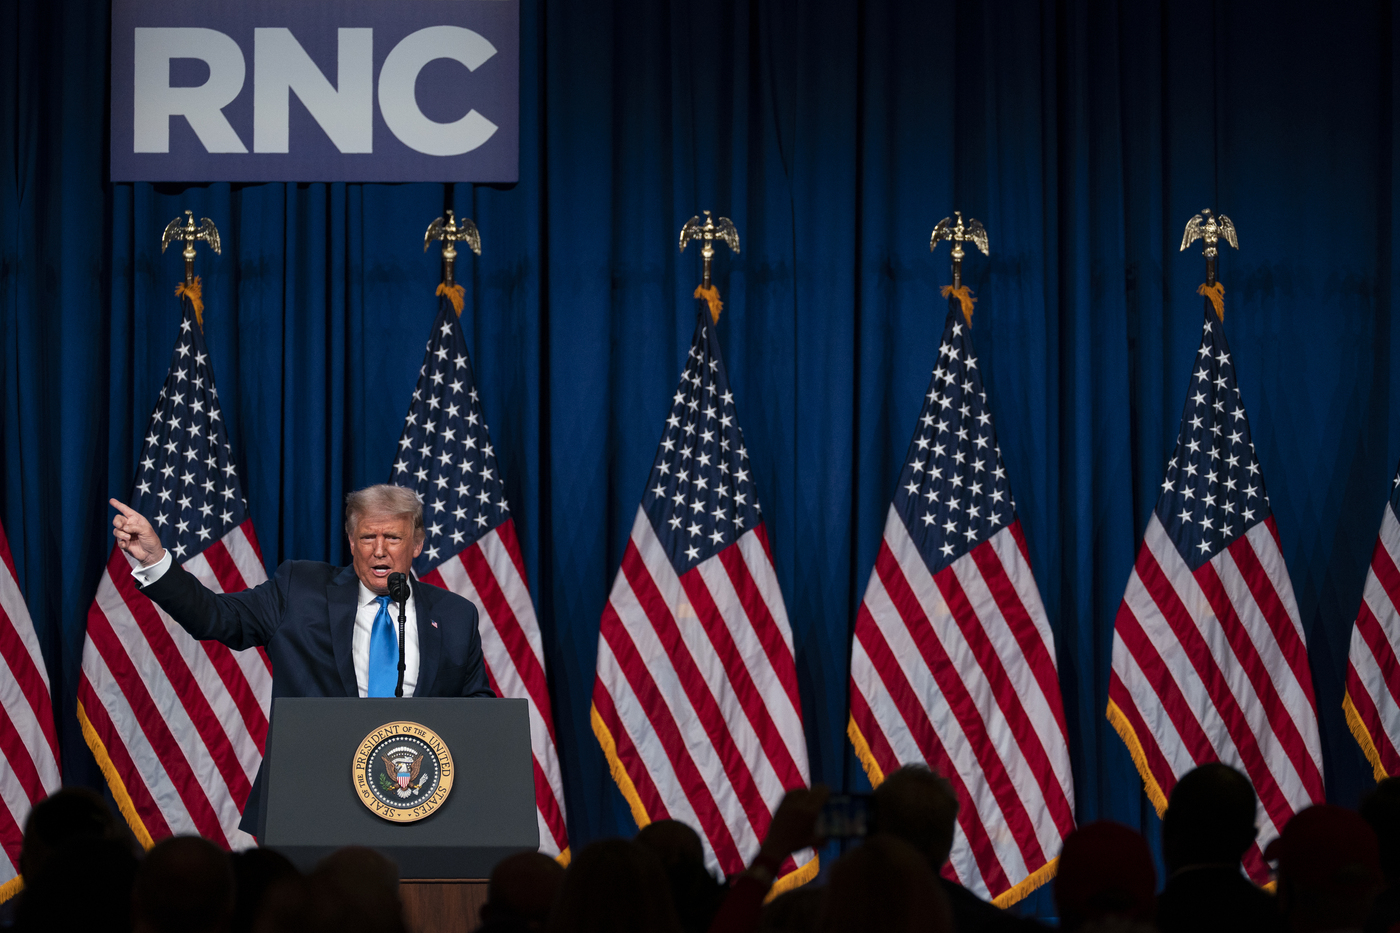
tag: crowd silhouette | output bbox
[3,766,1394,933]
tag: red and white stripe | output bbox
[0,520,61,898]
[1345,499,1400,780]
[1108,514,1324,882]
[593,508,813,883]
[78,520,270,850]
[849,510,1074,904]
[422,518,570,860]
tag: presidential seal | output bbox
[351,721,454,823]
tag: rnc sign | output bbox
[110,0,518,183]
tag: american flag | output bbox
[79,298,270,851]
[592,310,814,888]
[0,519,61,899]
[391,297,569,861]
[1344,459,1400,780]
[1107,306,1324,883]
[847,298,1075,905]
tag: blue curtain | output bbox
[4,0,1398,914]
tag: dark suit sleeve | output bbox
[459,600,496,698]
[139,558,288,651]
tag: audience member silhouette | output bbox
[308,846,406,933]
[873,766,1044,933]
[756,886,822,933]
[475,850,566,933]
[1362,777,1400,933]
[229,848,300,933]
[1053,821,1155,933]
[816,834,951,933]
[546,838,681,933]
[14,837,138,933]
[1268,805,1382,933]
[9,787,139,933]
[249,845,406,933]
[16,787,133,881]
[133,836,235,933]
[635,821,725,933]
[1155,763,1280,933]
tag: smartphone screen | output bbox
[814,793,875,840]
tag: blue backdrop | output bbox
[3,0,1398,915]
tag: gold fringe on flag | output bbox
[77,699,156,850]
[941,285,977,326]
[847,715,887,787]
[175,277,205,328]
[993,857,1059,909]
[1198,282,1225,321]
[1105,699,1169,817]
[1343,691,1391,782]
[768,854,820,900]
[694,284,723,324]
[590,703,652,833]
[437,282,466,316]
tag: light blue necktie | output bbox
[367,595,399,698]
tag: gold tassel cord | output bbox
[437,281,466,316]
[940,285,977,326]
[1198,282,1225,321]
[174,277,205,328]
[694,284,724,324]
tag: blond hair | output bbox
[344,485,424,538]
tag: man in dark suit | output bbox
[110,484,494,834]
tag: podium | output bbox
[258,697,539,929]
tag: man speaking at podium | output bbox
[108,484,494,833]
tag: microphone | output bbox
[387,573,410,698]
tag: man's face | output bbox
[349,513,424,594]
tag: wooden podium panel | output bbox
[401,880,489,933]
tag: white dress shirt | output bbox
[351,582,419,697]
[133,551,420,697]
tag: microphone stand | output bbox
[395,601,407,699]
[387,573,411,698]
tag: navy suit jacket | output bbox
[140,559,494,834]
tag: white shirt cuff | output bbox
[131,550,173,587]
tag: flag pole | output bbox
[680,211,740,323]
[931,212,989,325]
[160,210,221,327]
[424,209,482,292]
[1179,209,1239,320]
[424,210,481,315]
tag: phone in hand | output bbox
[814,793,875,840]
